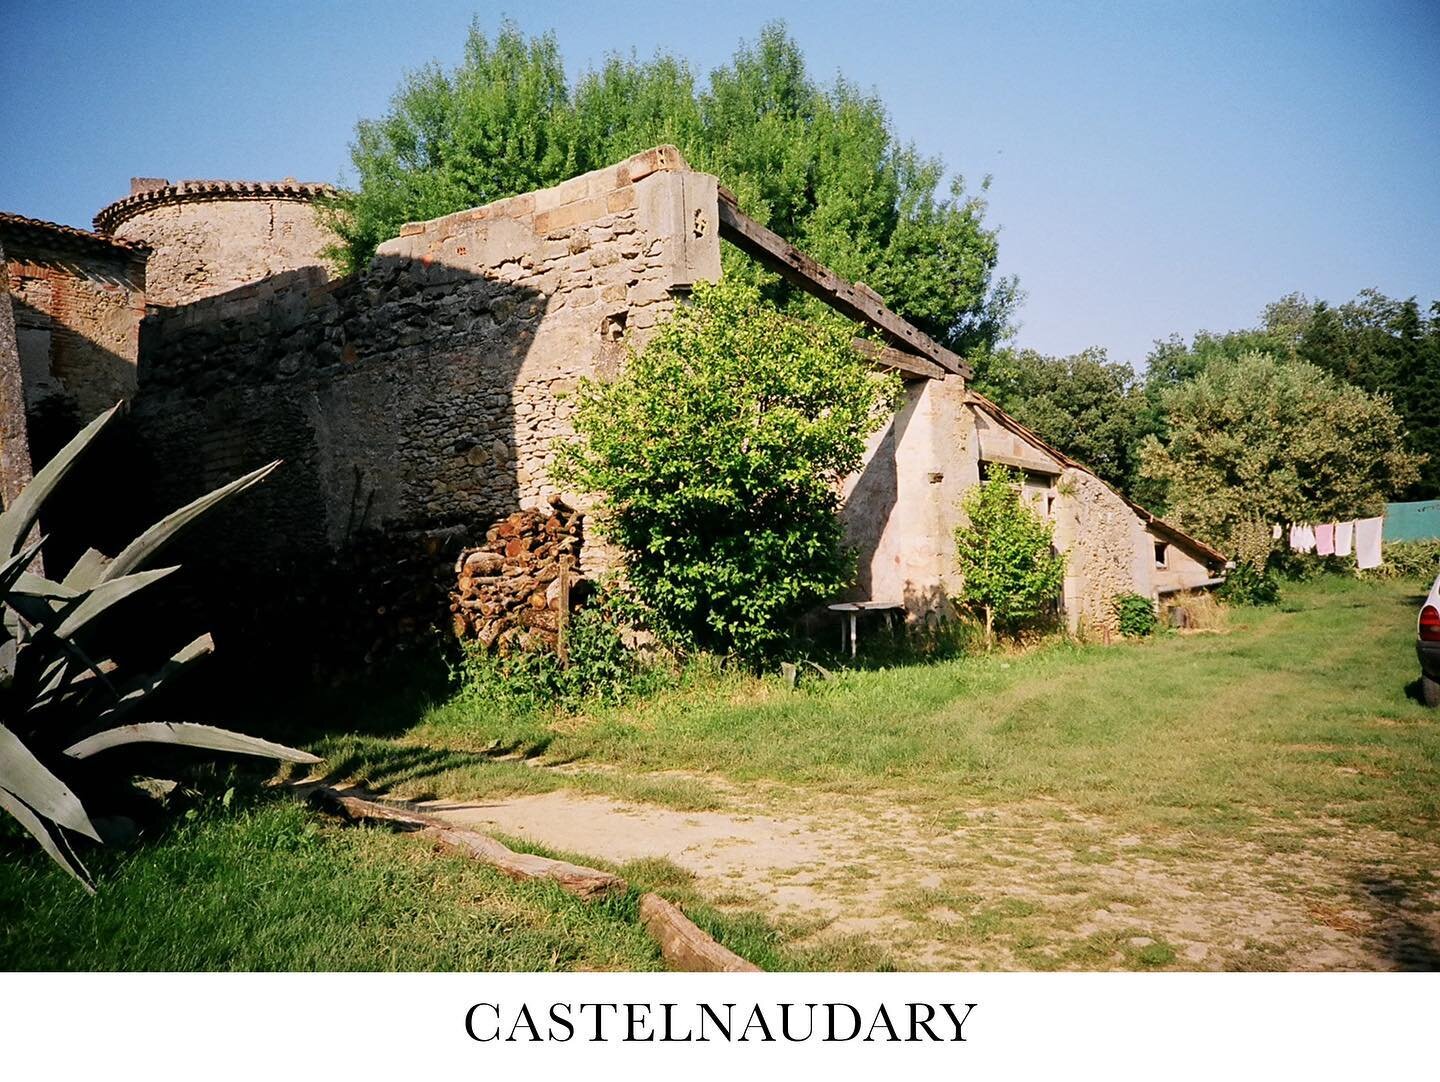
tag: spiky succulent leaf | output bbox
[0,404,119,560]
[53,566,178,641]
[0,724,100,840]
[0,788,94,892]
[100,460,281,583]
[64,721,320,764]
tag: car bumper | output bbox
[1417,639,1440,680]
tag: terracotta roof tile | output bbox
[94,179,338,234]
[0,210,150,258]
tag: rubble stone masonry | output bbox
[133,148,720,581]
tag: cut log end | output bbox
[639,892,762,973]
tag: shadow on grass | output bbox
[1356,874,1440,971]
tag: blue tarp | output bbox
[1384,501,1440,542]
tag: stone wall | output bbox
[1,234,145,430]
[840,374,976,616]
[0,239,31,506]
[1052,466,1154,635]
[132,147,719,591]
[101,181,336,306]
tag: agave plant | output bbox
[0,403,319,890]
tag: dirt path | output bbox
[422,779,1440,971]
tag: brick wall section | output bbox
[2,238,145,424]
[133,147,720,581]
[108,192,335,307]
[0,240,32,506]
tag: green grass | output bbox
[309,576,1440,840]
[0,796,665,971]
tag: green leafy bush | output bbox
[953,466,1067,644]
[0,406,317,890]
[555,279,900,662]
[1218,562,1281,606]
[1356,538,1440,582]
[453,603,669,716]
[1112,592,1159,638]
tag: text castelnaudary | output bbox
[465,1001,977,1043]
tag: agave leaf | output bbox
[53,566,178,641]
[64,721,321,764]
[89,634,214,724]
[101,460,281,582]
[0,404,120,561]
[0,536,46,594]
[5,592,118,698]
[0,787,95,892]
[12,572,79,600]
[0,724,100,840]
[60,548,112,592]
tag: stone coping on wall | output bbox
[94,179,338,234]
[0,210,150,260]
[375,144,690,260]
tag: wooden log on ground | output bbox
[311,787,625,900]
[638,892,762,973]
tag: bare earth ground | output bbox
[423,772,1440,971]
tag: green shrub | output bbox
[1218,562,1281,606]
[1358,538,1440,582]
[555,279,901,663]
[1112,592,1159,638]
[954,467,1067,644]
[453,603,669,716]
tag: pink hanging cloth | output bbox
[1315,523,1335,556]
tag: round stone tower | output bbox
[94,177,337,307]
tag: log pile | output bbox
[449,495,588,653]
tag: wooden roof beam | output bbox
[716,197,970,380]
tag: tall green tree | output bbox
[1293,290,1440,499]
[328,19,1017,354]
[1137,352,1423,552]
[972,346,1153,495]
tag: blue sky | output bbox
[2,0,1436,364]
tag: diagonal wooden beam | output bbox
[716,197,970,379]
[851,337,947,381]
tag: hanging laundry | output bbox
[1355,516,1384,570]
[1335,520,1354,558]
[1272,522,1282,540]
[1315,523,1335,556]
[1290,524,1316,553]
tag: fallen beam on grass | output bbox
[639,892,762,973]
[311,787,626,900]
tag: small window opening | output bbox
[1155,542,1170,569]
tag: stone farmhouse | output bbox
[0,146,1223,649]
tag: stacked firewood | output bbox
[449,495,588,653]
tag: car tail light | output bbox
[1421,605,1440,642]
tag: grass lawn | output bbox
[305,575,1440,840]
[5,574,1437,971]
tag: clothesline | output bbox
[1286,516,1383,569]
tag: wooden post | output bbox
[557,556,573,666]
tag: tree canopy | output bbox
[1137,352,1422,551]
[971,346,1153,495]
[329,19,1017,355]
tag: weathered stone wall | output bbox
[104,184,335,306]
[840,374,976,616]
[132,148,719,587]
[1052,466,1153,635]
[2,237,144,426]
[1152,528,1216,594]
[0,239,32,506]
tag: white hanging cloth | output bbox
[1334,520,1354,558]
[1289,524,1316,553]
[1355,517,1384,570]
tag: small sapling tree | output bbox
[954,467,1067,646]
